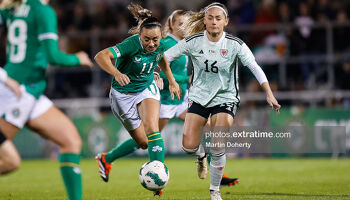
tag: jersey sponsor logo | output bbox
[199,50,204,54]
[156,52,162,62]
[152,145,163,152]
[134,56,142,63]
[221,49,228,57]
[12,108,20,118]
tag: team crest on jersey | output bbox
[221,49,228,57]
[156,52,162,62]
[134,56,142,63]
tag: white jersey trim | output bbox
[111,46,121,58]
[38,32,58,41]
[204,30,226,45]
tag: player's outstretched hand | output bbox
[169,81,181,100]
[5,77,21,98]
[114,71,130,86]
[76,51,93,68]
[266,93,281,114]
[154,73,163,90]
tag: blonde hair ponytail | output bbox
[182,2,228,36]
[162,10,186,36]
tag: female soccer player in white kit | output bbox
[164,2,281,200]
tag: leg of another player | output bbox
[182,113,208,178]
[182,113,207,151]
[206,116,239,187]
[26,106,82,200]
[158,118,170,131]
[98,120,147,183]
[177,110,186,121]
[208,113,233,195]
[0,118,21,174]
[137,98,164,162]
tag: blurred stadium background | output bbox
[0,0,348,159]
[1,0,350,199]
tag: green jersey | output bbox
[108,34,166,93]
[160,34,188,105]
[0,0,80,98]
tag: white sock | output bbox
[209,154,226,191]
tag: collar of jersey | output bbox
[167,33,180,42]
[204,30,226,45]
[138,36,144,50]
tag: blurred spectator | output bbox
[70,2,92,31]
[314,0,335,20]
[336,61,350,90]
[252,0,278,45]
[334,10,350,54]
[277,1,292,24]
[227,0,255,25]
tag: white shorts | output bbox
[159,91,188,119]
[109,81,160,131]
[0,82,53,128]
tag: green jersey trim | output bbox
[38,32,58,41]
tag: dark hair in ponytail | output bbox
[128,3,161,35]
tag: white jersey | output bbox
[165,31,256,107]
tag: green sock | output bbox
[105,138,140,163]
[147,131,165,162]
[207,152,212,165]
[59,153,82,200]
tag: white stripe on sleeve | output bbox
[38,32,58,41]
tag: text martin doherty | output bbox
[205,142,251,149]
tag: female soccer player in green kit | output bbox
[0,0,93,200]
[164,2,281,200]
[94,4,181,195]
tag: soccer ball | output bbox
[138,160,170,191]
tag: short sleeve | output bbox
[238,43,256,66]
[164,39,190,62]
[108,36,139,59]
[36,6,58,41]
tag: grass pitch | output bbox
[0,158,349,200]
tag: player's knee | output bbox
[8,157,21,171]
[60,134,82,154]
[1,156,21,175]
[182,146,199,155]
[142,121,158,134]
